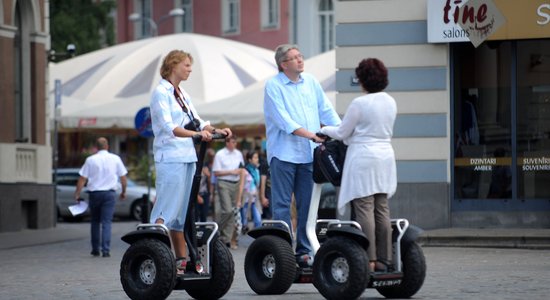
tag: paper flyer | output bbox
[68,201,88,216]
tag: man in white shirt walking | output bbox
[74,137,128,257]
[212,136,244,249]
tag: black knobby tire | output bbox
[376,242,426,298]
[120,239,176,300]
[244,235,296,295]
[313,236,370,300]
[185,239,235,300]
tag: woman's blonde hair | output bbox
[160,50,194,79]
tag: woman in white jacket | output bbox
[321,58,396,272]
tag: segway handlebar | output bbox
[192,133,228,144]
[316,132,328,139]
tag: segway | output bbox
[119,133,234,300]
[243,136,426,299]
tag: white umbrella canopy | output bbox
[50,33,277,129]
[195,50,336,126]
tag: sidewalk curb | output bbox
[418,228,550,250]
[2,223,549,251]
[418,236,550,250]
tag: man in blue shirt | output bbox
[264,44,341,266]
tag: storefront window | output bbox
[452,41,512,199]
[516,40,550,199]
[453,39,550,200]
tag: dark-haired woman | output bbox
[321,58,397,272]
[237,151,262,234]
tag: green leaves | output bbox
[50,0,115,61]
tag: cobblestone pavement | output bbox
[0,221,549,300]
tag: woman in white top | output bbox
[321,58,397,272]
[149,50,231,274]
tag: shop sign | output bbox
[456,0,505,47]
[455,157,510,171]
[538,3,550,25]
[78,118,97,127]
[427,0,504,46]
[455,156,550,171]
[428,0,550,45]
[521,157,550,171]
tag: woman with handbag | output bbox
[320,58,397,272]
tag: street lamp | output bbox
[128,8,185,38]
[47,43,76,226]
[47,43,76,62]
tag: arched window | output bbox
[318,0,334,52]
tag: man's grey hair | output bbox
[274,44,299,72]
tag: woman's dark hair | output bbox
[246,151,258,161]
[355,58,388,93]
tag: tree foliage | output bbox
[50,0,116,60]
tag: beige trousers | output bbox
[352,194,392,263]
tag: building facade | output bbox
[0,0,54,232]
[116,0,335,57]
[117,0,291,51]
[335,0,550,229]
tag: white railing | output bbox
[16,147,37,181]
[0,143,52,183]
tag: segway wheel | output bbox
[376,242,426,298]
[120,238,176,300]
[244,235,296,295]
[185,239,235,300]
[313,236,369,300]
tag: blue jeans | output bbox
[270,157,313,256]
[88,190,116,254]
[240,194,262,228]
[196,192,210,222]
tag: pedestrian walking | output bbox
[74,137,128,258]
[212,136,244,249]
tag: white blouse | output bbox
[320,92,397,215]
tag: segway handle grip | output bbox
[212,133,228,140]
[192,133,228,143]
[316,132,327,138]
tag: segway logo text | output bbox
[373,279,402,287]
[328,155,340,173]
